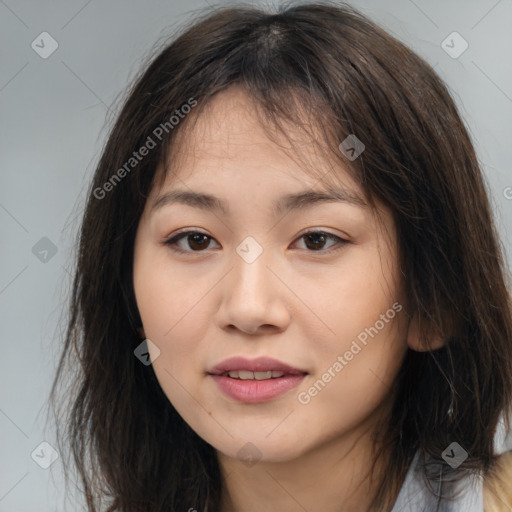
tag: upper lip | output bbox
[208,357,308,376]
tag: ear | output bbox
[406,313,445,352]
[137,326,146,340]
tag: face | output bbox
[133,86,410,464]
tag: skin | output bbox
[133,86,425,512]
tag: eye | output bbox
[163,230,219,253]
[293,230,348,253]
[163,229,348,254]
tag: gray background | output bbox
[1,0,511,510]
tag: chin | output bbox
[211,433,306,464]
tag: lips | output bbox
[208,356,308,377]
[208,356,308,403]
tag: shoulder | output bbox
[483,450,512,511]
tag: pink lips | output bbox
[208,356,308,403]
[209,356,307,375]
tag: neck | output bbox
[217,411,401,512]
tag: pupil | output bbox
[190,234,208,250]
[305,233,325,250]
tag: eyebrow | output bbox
[151,187,367,217]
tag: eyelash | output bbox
[163,230,349,255]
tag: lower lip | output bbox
[210,374,306,403]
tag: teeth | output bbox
[254,371,273,380]
[225,370,286,380]
[239,370,256,380]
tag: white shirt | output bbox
[390,451,483,512]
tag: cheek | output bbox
[296,254,407,414]
[300,318,407,435]
[298,261,401,358]
[133,261,209,410]
[134,249,198,335]
[133,253,214,374]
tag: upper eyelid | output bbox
[165,228,346,240]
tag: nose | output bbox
[216,244,291,336]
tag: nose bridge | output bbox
[231,234,273,301]
[218,234,289,333]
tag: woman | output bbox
[50,2,512,510]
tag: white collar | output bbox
[390,451,483,512]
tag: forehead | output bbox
[155,86,362,199]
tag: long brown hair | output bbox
[49,2,512,510]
